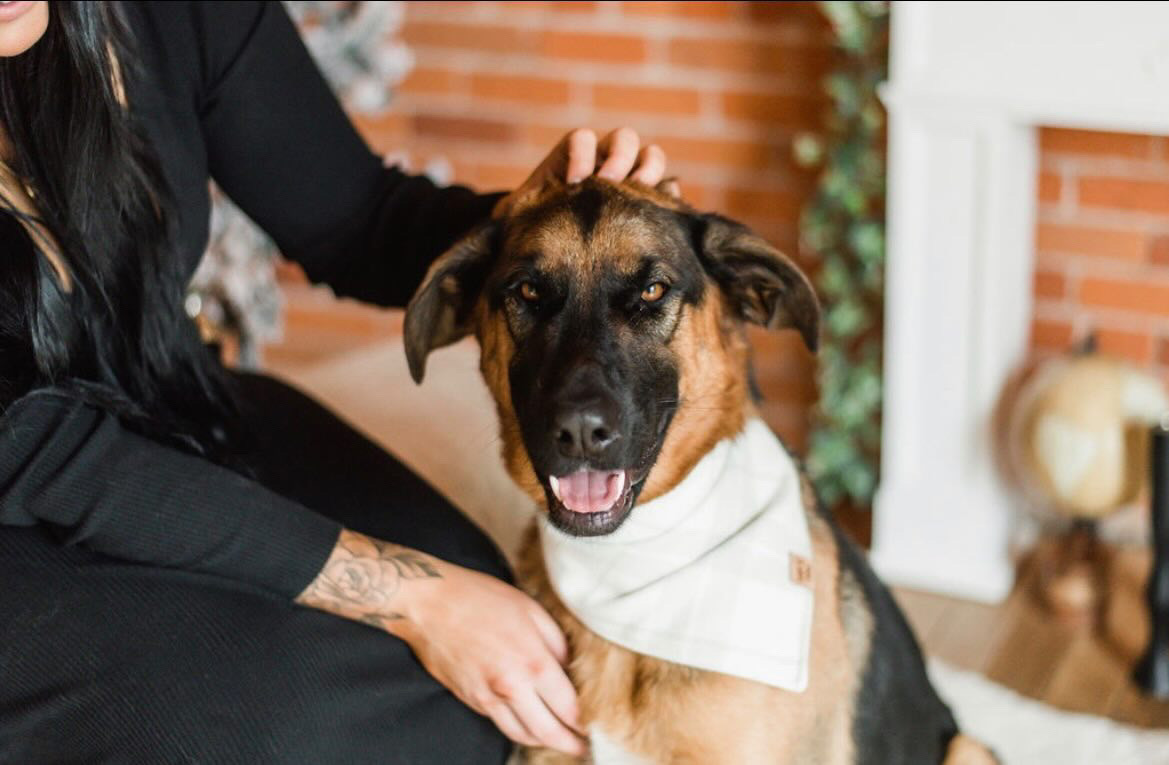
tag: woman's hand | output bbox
[494,127,670,218]
[298,529,586,756]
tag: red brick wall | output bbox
[1032,128,1169,370]
[286,1,833,450]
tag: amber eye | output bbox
[641,282,668,303]
[518,282,540,303]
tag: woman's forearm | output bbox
[296,528,443,633]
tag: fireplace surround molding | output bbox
[873,1,1169,602]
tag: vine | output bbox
[795,1,890,509]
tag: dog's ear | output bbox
[695,213,820,352]
[404,223,497,383]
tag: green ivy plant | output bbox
[795,1,889,509]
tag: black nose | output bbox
[553,404,620,459]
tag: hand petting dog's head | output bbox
[405,178,820,536]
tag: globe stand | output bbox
[1134,422,1169,698]
[1035,518,1103,626]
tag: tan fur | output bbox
[460,182,954,763]
[474,231,862,763]
[637,292,747,503]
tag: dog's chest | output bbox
[588,728,653,765]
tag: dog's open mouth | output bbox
[543,468,639,536]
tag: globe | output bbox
[1006,353,1169,520]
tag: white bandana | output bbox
[539,418,815,692]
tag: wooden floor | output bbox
[893,542,1169,728]
[267,299,1169,730]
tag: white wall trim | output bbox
[874,1,1169,602]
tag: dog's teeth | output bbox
[549,475,561,502]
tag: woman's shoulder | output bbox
[124,1,274,97]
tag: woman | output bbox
[0,2,668,761]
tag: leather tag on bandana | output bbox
[789,553,813,587]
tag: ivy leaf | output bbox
[804,1,888,510]
[793,132,825,168]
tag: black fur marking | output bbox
[821,513,960,764]
[567,184,606,241]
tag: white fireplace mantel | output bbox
[872,1,1169,602]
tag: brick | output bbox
[620,1,734,19]
[551,2,599,12]
[522,123,578,151]
[470,162,531,190]
[1035,223,1147,261]
[676,180,710,209]
[471,74,570,106]
[542,31,647,63]
[1157,337,1169,366]
[1079,278,1169,317]
[498,1,599,10]
[593,84,702,115]
[398,67,461,96]
[1031,319,1074,351]
[352,112,410,153]
[1096,327,1152,363]
[1033,269,1066,300]
[1039,127,1156,159]
[747,1,827,27]
[1155,136,1169,165]
[723,187,804,222]
[411,115,517,143]
[1078,177,1169,216]
[722,91,824,129]
[1038,171,1062,204]
[656,135,778,169]
[1151,235,1169,266]
[669,38,832,78]
[403,21,537,55]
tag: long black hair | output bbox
[0,2,237,459]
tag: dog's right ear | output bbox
[404,223,497,384]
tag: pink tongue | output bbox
[554,470,625,514]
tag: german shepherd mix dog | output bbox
[403,178,994,765]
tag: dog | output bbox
[403,177,994,764]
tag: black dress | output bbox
[0,2,511,762]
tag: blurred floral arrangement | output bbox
[795,1,889,509]
[187,1,412,367]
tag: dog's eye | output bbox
[641,282,668,303]
[518,282,540,303]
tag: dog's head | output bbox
[404,178,819,536]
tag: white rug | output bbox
[928,660,1169,764]
[285,337,1169,764]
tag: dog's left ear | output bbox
[695,214,821,352]
[404,223,497,384]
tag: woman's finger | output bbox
[563,128,598,184]
[527,603,569,665]
[486,699,541,748]
[630,143,667,187]
[596,127,640,181]
[510,686,588,756]
[534,661,584,736]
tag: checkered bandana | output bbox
[539,418,815,692]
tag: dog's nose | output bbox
[553,405,620,459]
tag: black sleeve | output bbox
[194,1,503,307]
[0,390,341,599]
